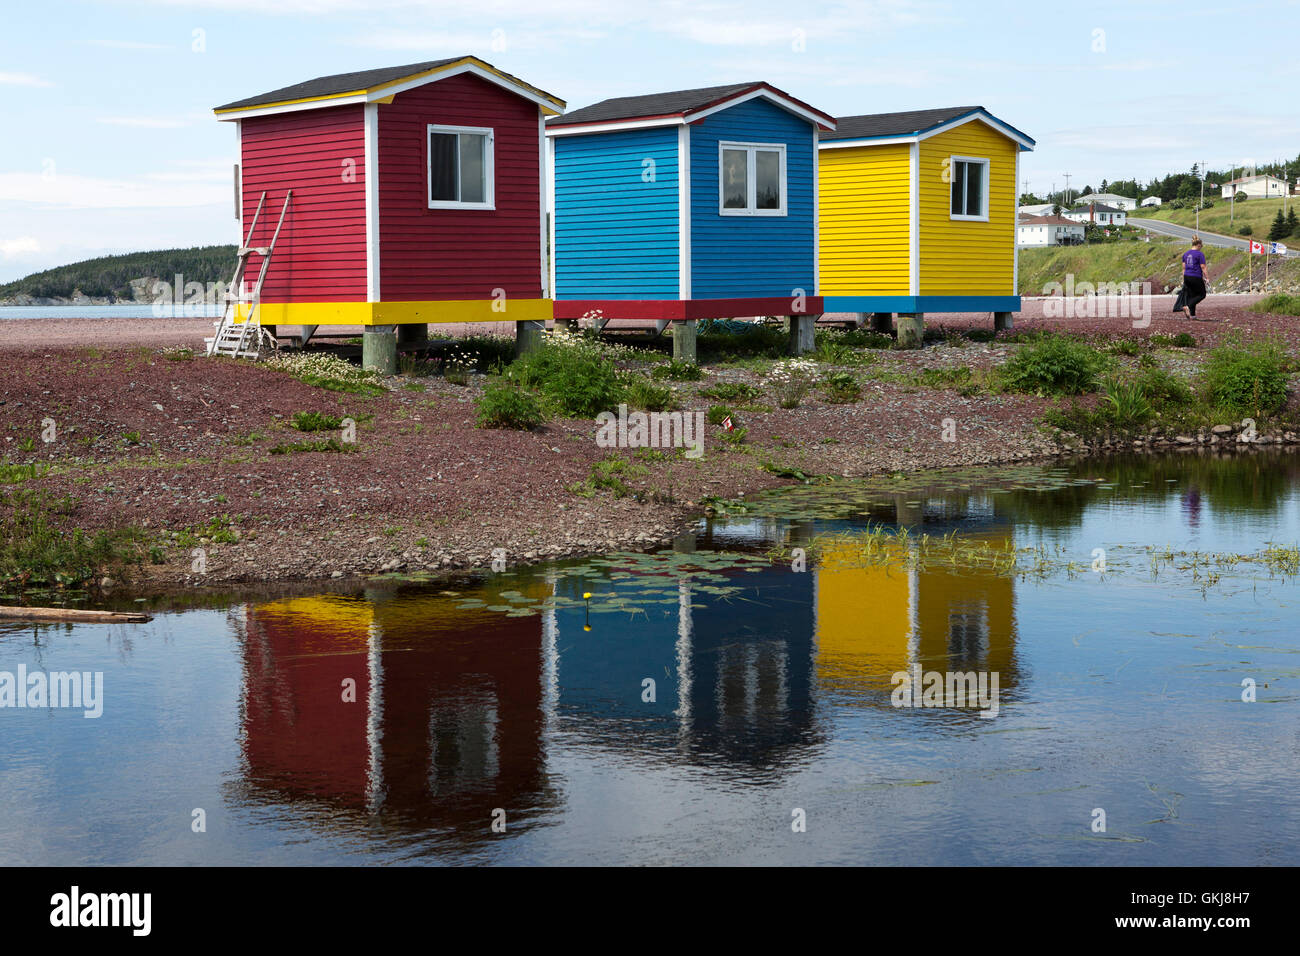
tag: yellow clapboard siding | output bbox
[818,143,911,296]
[918,121,1018,296]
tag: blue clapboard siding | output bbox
[553,126,680,299]
[689,98,817,300]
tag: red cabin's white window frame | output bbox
[427,123,496,211]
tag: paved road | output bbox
[1130,216,1298,257]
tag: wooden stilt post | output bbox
[994,311,1014,331]
[787,314,817,355]
[362,325,398,375]
[672,320,698,364]
[515,319,546,357]
[896,312,924,349]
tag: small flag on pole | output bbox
[721,415,734,432]
[1250,240,1265,254]
[1271,242,1288,255]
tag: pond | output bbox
[2,451,1297,865]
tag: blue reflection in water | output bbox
[0,452,1297,865]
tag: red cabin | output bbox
[213,56,564,339]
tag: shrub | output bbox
[1199,336,1289,416]
[1152,332,1198,348]
[1100,375,1152,426]
[442,347,475,385]
[706,404,734,426]
[475,380,546,429]
[765,359,819,408]
[510,335,625,417]
[698,381,761,402]
[1238,224,1253,236]
[651,360,703,381]
[626,375,676,412]
[1106,338,1143,356]
[1135,367,1194,412]
[999,334,1109,395]
[821,371,861,403]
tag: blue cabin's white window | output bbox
[427,124,495,210]
[718,142,786,217]
[949,156,989,221]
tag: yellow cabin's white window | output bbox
[427,124,495,210]
[719,142,787,217]
[949,156,989,221]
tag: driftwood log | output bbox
[0,607,152,624]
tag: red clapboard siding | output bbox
[239,104,367,303]
[377,73,542,301]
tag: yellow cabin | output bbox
[818,106,1034,337]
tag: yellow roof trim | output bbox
[213,55,565,117]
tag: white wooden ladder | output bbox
[206,190,292,359]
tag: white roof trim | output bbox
[217,60,564,123]
[547,116,686,137]
[819,110,1034,151]
[685,87,835,130]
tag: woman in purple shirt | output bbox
[1179,237,1209,320]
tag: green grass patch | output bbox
[290,411,345,432]
[0,462,51,484]
[698,381,762,402]
[268,438,356,455]
[567,454,648,498]
[1252,293,1300,316]
[625,375,676,412]
[0,489,149,590]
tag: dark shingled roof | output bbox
[822,106,983,141]
[215,57,562,112]
[1069,203,1123,214]
[547,82,762,127]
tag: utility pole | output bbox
[1197,159,1204,233]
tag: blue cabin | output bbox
[546,83,835,326]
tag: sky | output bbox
[1,0,1298,281]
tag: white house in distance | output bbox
[1079,191,1137,210]
[1018,202,1057,218]
[1140,196,1162,207]
[1221,174,1287,199]
[1018,214,1086,246]
[1064,202,1127,226]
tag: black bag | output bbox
[1172,286,1187,313]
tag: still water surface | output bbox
[2,453,1297,865]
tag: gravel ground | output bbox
[1,296,1296,591]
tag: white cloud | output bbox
[348,26,605,52]
[0,172,229,209]
[0,237,41,259]
[96,116,190,128]
[0,72,52,87]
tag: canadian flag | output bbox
[1250,240,1265,254]
[721,415,734,432]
